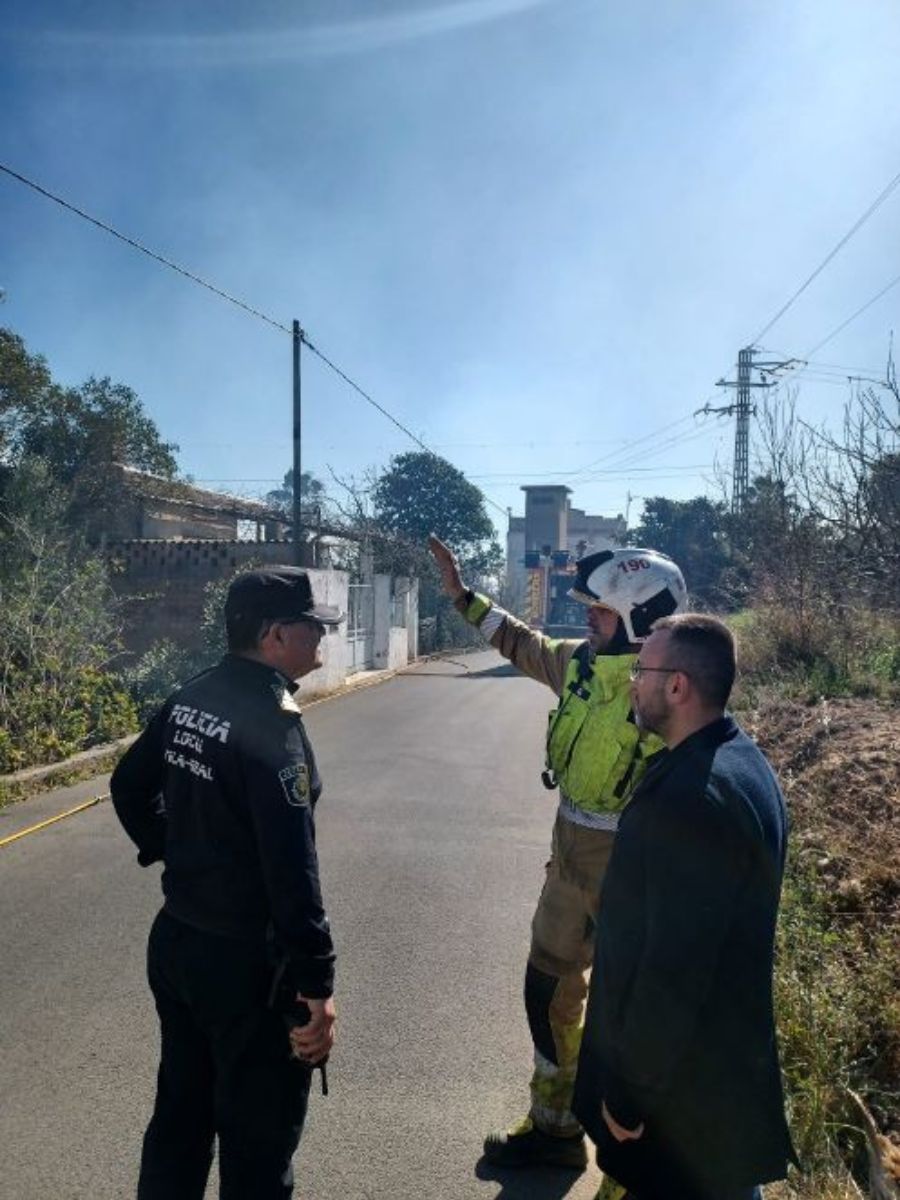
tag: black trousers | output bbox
[138,910,313,1200]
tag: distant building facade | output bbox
[505,485,626,613]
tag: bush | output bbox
[0,666,138,774]
[122,566,251,719]
[731,603,900,702]
[122,640,205,721]
[775,858,899,1182]
[0,458,140,773]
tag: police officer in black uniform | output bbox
[112,566,343,1200]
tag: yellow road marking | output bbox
[0,794,109,849]
[0,659,428,848]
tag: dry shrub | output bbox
[731,690,900,1196]
[731,601,900,702]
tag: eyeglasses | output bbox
[278,616,327,636]
[629,663,688,682]
[300,617,328,636]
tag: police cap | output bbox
[225,567,345,626]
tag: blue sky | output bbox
[2,0,899,533]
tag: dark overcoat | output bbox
[572,716,797,1200]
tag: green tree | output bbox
[0,328,176,769]
[0,328,55,457]
[0,327,179,532]
[264,469,328,516]
[633,495,731,607]
[370,452,502,649]
[0,458,137,772]
[372,451,501,575]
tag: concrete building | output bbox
[96,467,418,688]
[505,485,626,612]
[97,464,289,542]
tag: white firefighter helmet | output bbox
[568,547,687,643]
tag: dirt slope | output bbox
[745,697,899,917]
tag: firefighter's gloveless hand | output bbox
[428,534,466,601]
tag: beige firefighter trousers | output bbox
[527,811,616,1138]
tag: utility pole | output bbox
[625,490,635,528]
[701,348,797,514]
[292,319,303,566]
[733,347,752,514]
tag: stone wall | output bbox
[106,541,417,699]
[107,539,305,656]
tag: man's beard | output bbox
[633,691,669,738]
[590,620,631,654]
[589,629,606,652]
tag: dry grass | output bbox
[732,692,900,1196]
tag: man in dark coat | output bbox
[573,613,797,1200]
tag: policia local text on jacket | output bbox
[455,564,678,1159]
[112,568,339,1200]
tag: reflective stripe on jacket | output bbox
[546,646,663,814]
[458,592,663,815]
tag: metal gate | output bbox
[347,581,375,674]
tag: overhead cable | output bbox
[803,268,900,360]
[591,424,722,476]
[0,163,291,335]
[577,416,717,478]
[0,161,508,517]
[470,464,713,480]
[757,350,887,376]
[301,335,431,457]
[750,164,900,345]
[565,413,699,479]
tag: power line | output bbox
[794,416,892,464]
[0,163,291,336]
[758,350,887,375]
[804,267,900,360]
[300,335,431,457]
[592,424,722,475]
[467,423,721,487]
[750,164,900,344]
[469,464,714,480]
[564,413,700,480]
[577,418,719,480]
[754,349,891,400]
[0,160,508,517]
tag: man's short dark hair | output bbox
[226,612,271,653]
[652,612,736,708]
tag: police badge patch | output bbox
[278,763,310,807]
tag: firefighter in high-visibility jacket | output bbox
[429,536,688,1171]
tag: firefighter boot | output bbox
[483,1115,588,1169]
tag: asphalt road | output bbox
[0,651,602,1199]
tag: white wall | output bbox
[401,577,419,660]
[295,568,418,693]
[373,574,415,670]
[295,569,349,697]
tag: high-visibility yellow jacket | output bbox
[458,592,664,821]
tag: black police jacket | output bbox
[111,654,335,998]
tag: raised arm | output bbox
[428,534,579,696]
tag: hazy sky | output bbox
[2,0,899,532]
